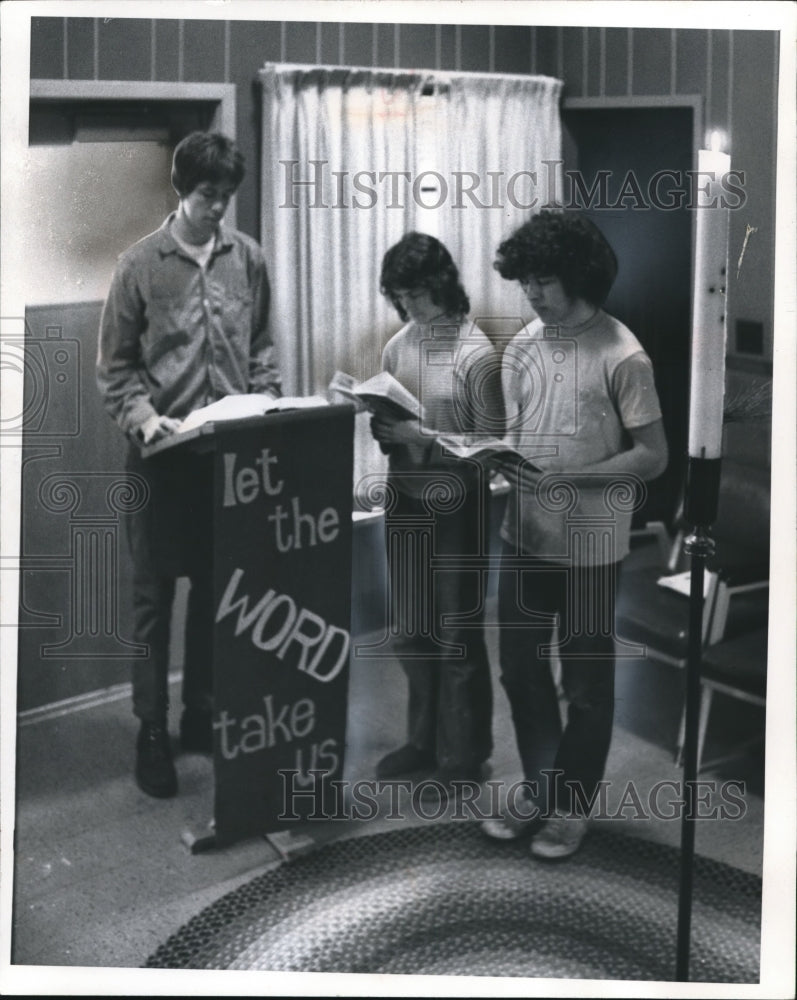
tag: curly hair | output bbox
[494,210,618,306]
[171,131,245,197]
[380,232,470,322]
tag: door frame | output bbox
[563,94,703,165]
[28,79,238,225]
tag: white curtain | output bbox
[441,74,564,344]
[260,64,562,388]
[260,65,427,396]
[259,65,562,493]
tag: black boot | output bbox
[135,721,177,798]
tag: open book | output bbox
[176,393,326,434]
[328,370,424,422]
[142,392,329,457]
[436,434,543,471]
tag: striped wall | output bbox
[30,17,779,355]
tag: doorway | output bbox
[561,105,694,527]
[15,85,235,711]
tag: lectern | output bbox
[145,404,354,850]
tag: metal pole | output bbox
[676,454,720,980]
[675,526,714,980]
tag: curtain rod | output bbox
[260,61,562,87]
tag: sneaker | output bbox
[136,721,177,798]
[481,811,541,841]
[530,814,588,860]
[376,743,435,780]
[180,707,214,754]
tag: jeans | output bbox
[497,542,620,815]
[125,446,214,724]
[386,484,494,772]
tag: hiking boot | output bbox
[135,721,177,798]
[180,707,214,754]
[530,814,588,859]
[376,743,435,780]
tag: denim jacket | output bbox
[97,214,282,439]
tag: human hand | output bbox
[139,414,182,444]
[370,414,426,446]
[498,458,545,491]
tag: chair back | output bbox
[709,459,771,577]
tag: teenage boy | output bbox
[97,131,281,798]
[483,210,668,858]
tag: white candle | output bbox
[688,134,731,460]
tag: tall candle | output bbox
[688,133,731,460]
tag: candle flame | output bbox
[709,130,724,153]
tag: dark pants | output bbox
[125,445,214,724]
[386,485,493,772]
[497,542,620,815]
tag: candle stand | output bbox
[675,454,721,981]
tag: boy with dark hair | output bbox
[483,210,668,858]
[97,131,281,798]
[371,232,503,795]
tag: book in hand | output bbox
[328,370,424,422]
[142,392,328,456]
[437,434,540,471]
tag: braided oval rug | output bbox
[146,821,760,982]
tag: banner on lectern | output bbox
[210,406,354,845]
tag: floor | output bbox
[10,611,767,977]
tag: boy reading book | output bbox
[97,131,282,798]
[367,232,505,798]
[482,210,668,859]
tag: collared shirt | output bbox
[97,214,282,439]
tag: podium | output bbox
[145,404,354,850]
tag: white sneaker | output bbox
[530,814,588,859]
[480,812,540,841]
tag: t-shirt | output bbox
[170,225,215,269]
[382,316,503,498]
[500,309,662,565]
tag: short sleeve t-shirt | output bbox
[382,317,502,498]
[500,309,663,565]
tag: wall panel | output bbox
[631,28,671,95]
[399,22,438,70]
[153,18,180,82]
[183,19,226,83]
[534,25,560,79]
[493,25,534,75]
[604,27,629,96]
[375,23,395,67]
[587,27,602,96]
[562,27,585,97]
[30,17,64,79]
[460,25,492,73]
[99,19,152,81]
[708,29,731,131]
[675,29,707,96]
[438,24,458,70]
[65,17,95,81]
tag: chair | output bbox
[615,458,771,761]
[691,626,768,771]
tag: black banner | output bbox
[210,406,354,844]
